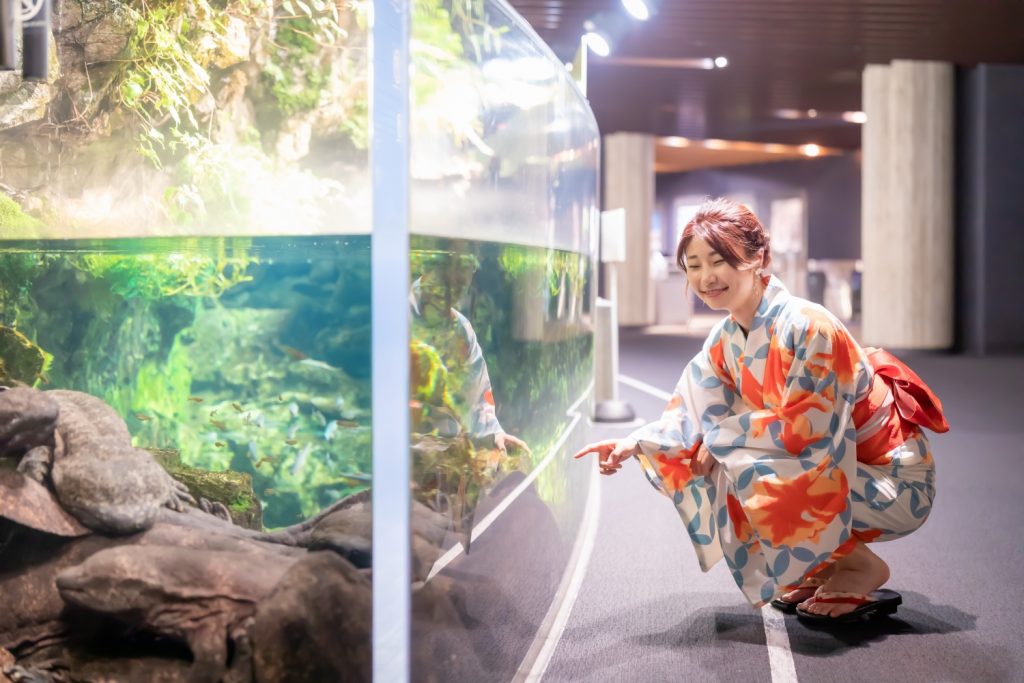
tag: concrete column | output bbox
[603,132,655,326]
[861,60,954,348]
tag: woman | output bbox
[574,198,947,623]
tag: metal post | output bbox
[371,0,410,680]
[21,0,48,80]
[1,0,16,71]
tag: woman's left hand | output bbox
[495,432,531,455]
[690,443,716,478]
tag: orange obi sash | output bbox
[865,348,949,434]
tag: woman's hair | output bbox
[675,197,772,274]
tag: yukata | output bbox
[410,280,503,440]
[629,276,946,607]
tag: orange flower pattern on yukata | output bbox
[628,276,939,606]
[745,458,849,547]
[654,452,694,493]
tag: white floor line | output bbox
[619,372,800,683]
[761,606,799,683]
[618,373,673,402]
[513,462,602,682]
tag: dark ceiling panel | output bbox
[506,0,1024,148]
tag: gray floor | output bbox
[543,329,1024,683]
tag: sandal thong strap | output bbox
[809,590,877,606]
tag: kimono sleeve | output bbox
[452,310,503,439]
[625,328,739,570]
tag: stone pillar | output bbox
[861,60,954,348]
[603,132,655,326]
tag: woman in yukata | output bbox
[574,197,948,623]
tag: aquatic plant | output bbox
[73,240,256,300]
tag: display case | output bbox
[0,0,598,678]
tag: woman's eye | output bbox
[713,260,725,265]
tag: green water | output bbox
[0,235,592,530]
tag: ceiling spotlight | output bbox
[622,0,650,20]
[714,56,728,68]
[807,108,818,118]
[584,31,611,56]
[842,110,868,124]
[800,143,822,157]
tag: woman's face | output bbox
[683,236,761,320]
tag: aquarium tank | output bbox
[0,0,598,679]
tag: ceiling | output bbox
[505,0,1024,150]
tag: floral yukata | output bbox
[630,276,944,607]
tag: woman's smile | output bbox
[702,285,728,299]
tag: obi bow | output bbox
[867,348,950,434]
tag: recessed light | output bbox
[622,0,650,20]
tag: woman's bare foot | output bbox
[799,542,890,618]
[777,566,835,606]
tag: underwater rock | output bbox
[411,577,486,683]
[0,531,117,658]
[251,550,371,683]
[148,448,263,530]
[0,646,13,681]
[0,327,47,387]
[255,493,449,581]
[0,472,90,538]
[57,544,295,682]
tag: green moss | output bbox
[0,325,49,385]
[147,447,263,529]
[0,195,43,237]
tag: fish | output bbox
[323,420,338,442]
[287,423,299,440]
[312,409,327,427]
[231,402,244,413]
[278,394,285,402]
[263,488,277,496]
[214,441,226,448]
[254,456,276,469]
[288,402,299,419]
[187,396,204,403]
[336,419,359,429]
[210,419,228,430]
[298,358,336,372]
[284,439,299,446]
[134,413,152,422]
[209,408,219,417]
[279,344,308,361]
[291,443,313,477]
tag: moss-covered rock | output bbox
[0,325,47,385]
[148,447,263,530]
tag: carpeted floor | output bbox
[542,328,1024,683]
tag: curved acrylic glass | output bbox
[407,1,600,679]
